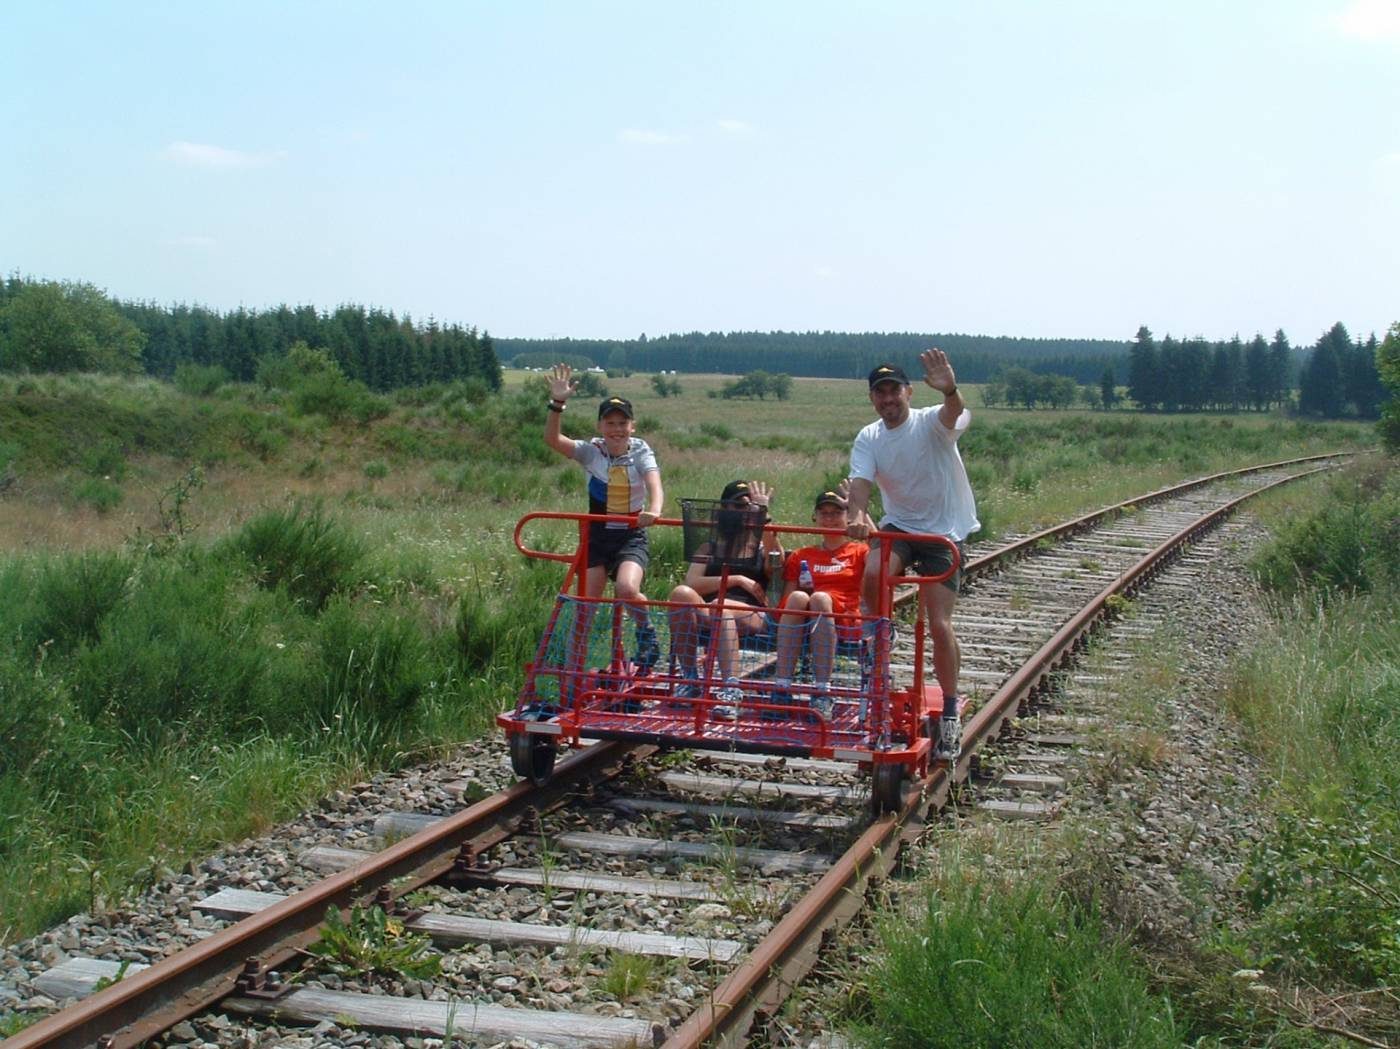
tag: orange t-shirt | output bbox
[783,541,868,622]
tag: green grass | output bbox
[852,863,1187,1048]
[1220,463,1400,990]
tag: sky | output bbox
[2,1,1397,344]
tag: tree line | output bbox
[0,276,502,392]
[502,331,1131,385]
[1127,323,1384,418]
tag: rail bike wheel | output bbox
[872,762,906,814]
[509,732,557,786]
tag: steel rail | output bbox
[662,464,1331,1048]
[2,741,652,1049]
[5,454,1343,1049]
[958,451,1348,581]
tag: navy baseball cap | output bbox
[867,363,910,389]
[598,396,634,419]
[814,489,845,510]
[720,479,751,503]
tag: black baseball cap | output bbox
[720,479,751,503]
[814,489,844,511]
[598,396,634,419]
[867,363,910,389]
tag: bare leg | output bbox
[860,543,909,617]
[807,592,836,683]
[712,612,741,681]
[666,586,704,674]
[614,561,649,626]
[775,591,811,680]
[920,582,960,706]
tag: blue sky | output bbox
[3,1,1397,343]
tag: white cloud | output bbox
[717,118,756,136]
[164,141,283,169]
[617,128,684,145]
[1332,0,1400,41]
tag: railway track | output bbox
[0,454,1347,1049]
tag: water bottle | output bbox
[767,549,785,605]
[798,559,814,592]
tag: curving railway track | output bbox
[0,453,1348,1049]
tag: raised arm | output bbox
[543,363,578,459]
[920,348,964,430]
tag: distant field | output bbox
[0,370,1374,571]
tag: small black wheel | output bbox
[509,732,557,786]
[872,763,906,814]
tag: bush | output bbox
[226,408,289,462]
[79,438,125,480]
[0,650,70,776]
[72,476,123,513]
[173,363,229,396]
[1242,799,1400,984]
[311,597,429,727]
[1250,463,1400,598]
[70,560,276,740]
[26,551,131,653]
[227,503,367,611]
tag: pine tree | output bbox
[1128,325,1159,410]
[1299,324,1348,417]
[1269,330,1292,409]
[1100,365,1118,410]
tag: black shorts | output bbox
[873,527,966,593]
[588,527,650,577]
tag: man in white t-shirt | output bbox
[846,351,980,762]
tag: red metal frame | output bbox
[503,511,959,776]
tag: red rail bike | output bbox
[497,501,959,812]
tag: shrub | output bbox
[173,363,229,396]
[290,371,362,421]
[72,476,123,513]
[1250,463,1400,598]
[1242,798,1400,984]
[363,460,389,480]
[227,503,367,611]
[27,551,131,653]
[78,438,125,480]
[311,597,429,727]
[230,408,289,462]
[0,650,70,776]
[70,560,275,741]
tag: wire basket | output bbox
[680,498,766,572]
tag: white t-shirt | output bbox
[849,405,980,542]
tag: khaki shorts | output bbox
[872,527,965,592]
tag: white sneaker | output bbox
[711,682,743,720]
[935,714,962,762]
[810,691,834,719]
